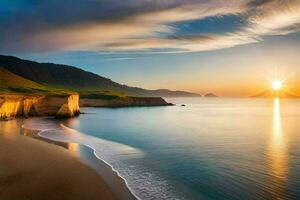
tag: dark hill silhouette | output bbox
[0,55,200,97]
[204,93,218,97]
[0,67,43,89]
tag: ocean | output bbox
[24,98,300,200]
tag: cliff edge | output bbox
[80,96,173,107]
[0,94,80,119]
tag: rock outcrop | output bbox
[204,93,218,97]
[57,94,80,118]
[0,94,80,119]
[80,96,173,107]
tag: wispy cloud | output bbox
[0,0,300,53]
[101,57,138,61]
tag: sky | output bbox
[1,0,300,96]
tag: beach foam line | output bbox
[21,118,143,200]
[22,118,183,200]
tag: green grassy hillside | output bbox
[0,55,201,97]
[0,67,45,92]
[0,66,122,99]
[0,67,69,95]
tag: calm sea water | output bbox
[27,98,300,199]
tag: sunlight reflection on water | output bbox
[267,98,289,199]
[5,98,300,200]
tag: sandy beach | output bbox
[0,120,118,200]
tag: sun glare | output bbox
[272,80,283,91]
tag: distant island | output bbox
[204,93,218,97]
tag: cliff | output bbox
[80,96,173,107]
[0,94,80,119]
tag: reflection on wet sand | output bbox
[267,98,289,199]
[0,119,23,137]
[68,143,79,153]
[21,126,78,151]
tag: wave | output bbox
[22,118,185,200]
[22,118,142,199]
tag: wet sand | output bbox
[0,120,118,200]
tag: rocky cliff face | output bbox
[80,96,172,107]
[57,94,80,118]
[0,94,80,119]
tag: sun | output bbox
[272,80,283,91]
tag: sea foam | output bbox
[22,118,185,200]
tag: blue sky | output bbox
[1,0,300,96]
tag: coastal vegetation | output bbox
[0,55,179,120]
[0,55,201,98]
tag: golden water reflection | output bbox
[267,98,288,199]
[20,126,79,154]
[0,119,24,139]
[68,143,79,153]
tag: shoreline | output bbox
[0,119,118,200]
[73,143,139,200]
[22,120,138,200]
